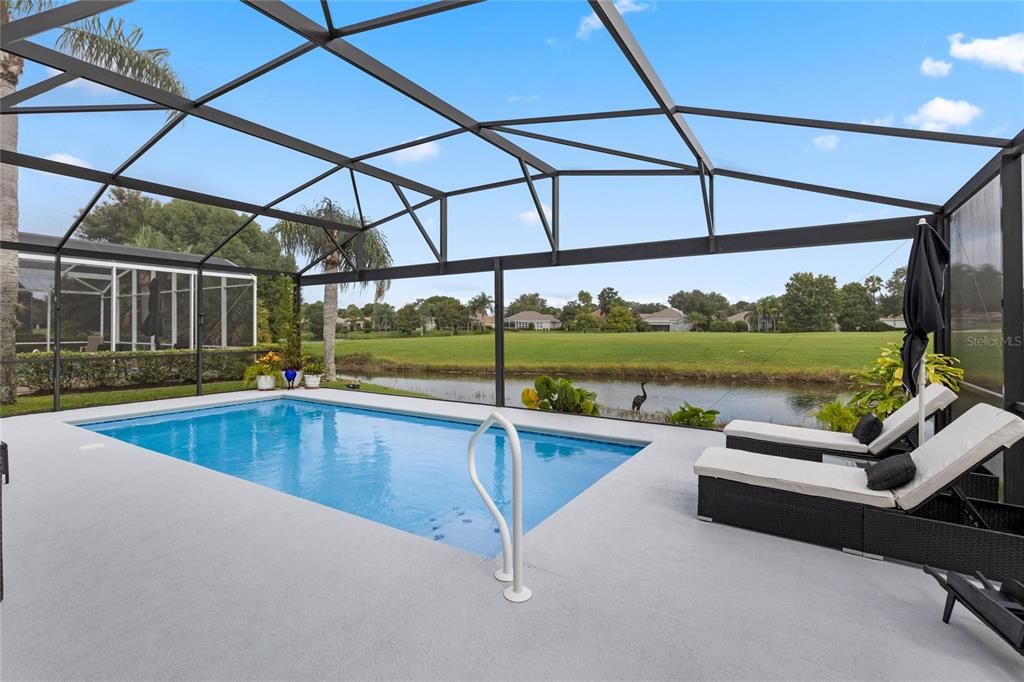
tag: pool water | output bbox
[82,399,641,556]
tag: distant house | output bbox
[506,310,562,331]
[639,307,692,332]
[726,311,749,324]
[472,313,495,329]
[879,315,907,330]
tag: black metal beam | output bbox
[335,0,485,37]
[1,0,131,47]
[2,239,292,278]
[439,195,448,263]
[943,131,1024,215]
[3,150,362,234]
[0,72,77,108]
[5,39,443,198]
[2,102,168,115]
[203,163,347,263]
[483,105,1012,149]
[493,125,697,171]
[1001,151,1024,504]
[588,0,712,170]
[481,107,662,128]
[557,169,698,177]
[494,257,505,407]
[519,159,555,250]
[53,251,62,411]
[195,42,316,107]
[716,168,941,213]
[351,128,464,162]
[674,104,1013,149]
[320,0,336,36]
[393,183,440,261]
[303,215,923,285]
[245,0,557,176]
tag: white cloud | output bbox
[545,37,558,47]
[43,66,113,94]
[861,114,894,126]
[388,139,440,164]
[949,32,1024,74]
[904,97,982,132]
[920,56,952,78]
[516,203,551,226]
[812,134,838,151]
[507,94,540,103]
[44,152,91,168]
[577,0,649,40]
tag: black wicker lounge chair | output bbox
[723,383,957,462]
[695,404,1024,580]
[924,566,1024,656]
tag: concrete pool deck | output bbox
[0,389,1020,679]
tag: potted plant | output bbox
[244,352,280,391]
[304,360,324,389]
[278,349,307,390]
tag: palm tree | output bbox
[1,2,185,404]
[274,198,391,381]
[466,291,493,327]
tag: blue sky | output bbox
[12,0,1024,308]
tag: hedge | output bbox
[10,346,279,395]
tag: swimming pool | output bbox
[82,398,641,556]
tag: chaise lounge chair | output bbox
[723,383,957,462]
[695,403,1024,579]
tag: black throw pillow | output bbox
[853,414,884,445]
[865,453,917,490]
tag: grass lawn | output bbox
[305,331,904,382]
[0,380,427,418]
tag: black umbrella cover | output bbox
[900,220,949,395]
[140,274,164,341]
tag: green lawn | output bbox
[305,331,905,382]
[0,380,426,418]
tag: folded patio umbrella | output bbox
[140,274,164,341]
[900,218,950,442]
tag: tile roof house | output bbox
[505,310,562,331]
[639,307,692,332]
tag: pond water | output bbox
[357,372,847,428]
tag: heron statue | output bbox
[631,382,648,412]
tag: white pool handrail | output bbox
[467,412,531,603]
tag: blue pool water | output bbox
[82,399,641,556]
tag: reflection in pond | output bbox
[359,372,848,428]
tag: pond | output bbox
[356,372,847,428]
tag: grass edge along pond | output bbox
[310,331,905,384]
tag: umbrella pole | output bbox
[918,358,927,444]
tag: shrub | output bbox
[814,399,862,433]
[707,320,735,332]
[522,375,599,416]
[13,346,278,395]
[665,402,720,428]
[733,320,749,332]
[847,342,963,418]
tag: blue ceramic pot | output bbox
[284,368,297,388]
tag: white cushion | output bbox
[723,421,869,454]
[869,383,958,453]
[893,404,1024,511]
[694,447,897,508]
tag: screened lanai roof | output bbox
[15,232,242,271]
[1,0,1020,283]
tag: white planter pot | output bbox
[255,375,276,391]
[304,374,322,389]
[280,370,303,389]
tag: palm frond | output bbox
[55,16,186,96]
[3,0,56,23]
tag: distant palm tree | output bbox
[1,2,186,404]
[274,198,391,381]
[466,291,493,327]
